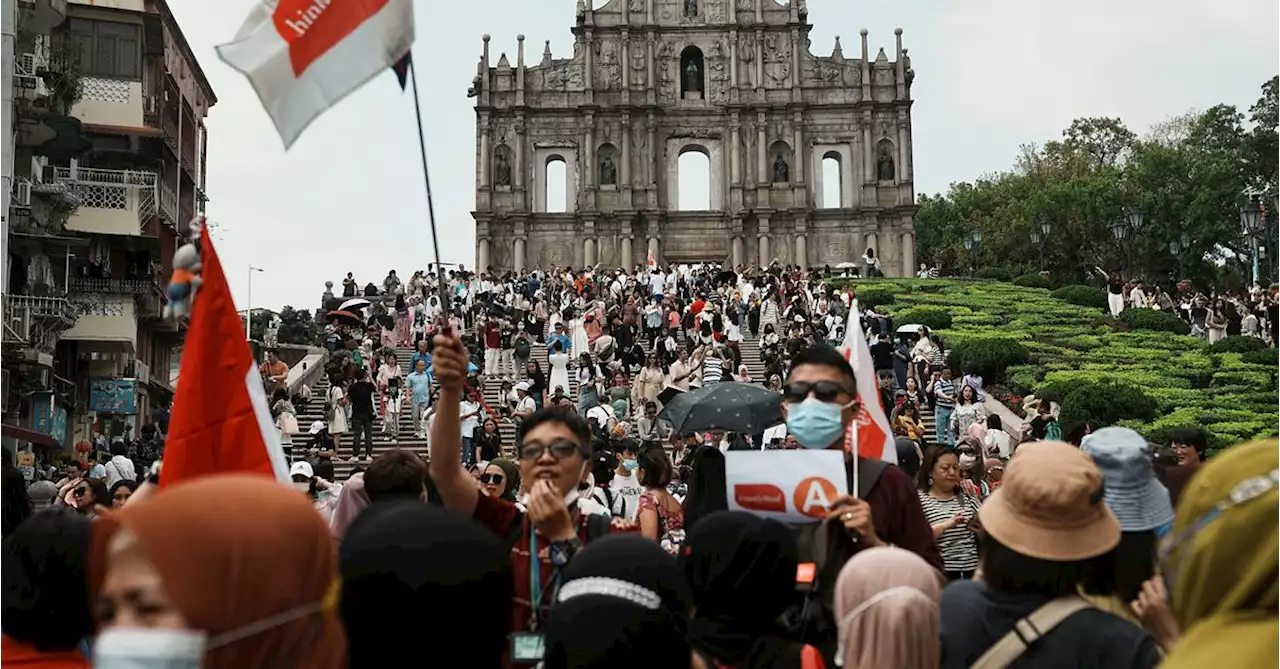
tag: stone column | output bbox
[478,237,490,271]
[795,234,806,270]
[648,235,659,265]
[584,117,596,188]
[732,236,744,266]
[621,236,633,269]
[862,113,874,183]
[791,111,804,183]
[758,215,771,267]
[756,113,767,185]
[901,230,915,277]
[479,116,491,187]
[865,232,878,257]
[621,114,632,189]
[729,115,741,185]
[514,237,526,273]
[584,238,597,267]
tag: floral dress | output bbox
[638,489,685,555]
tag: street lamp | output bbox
[1030,219,1051,270]
[964,229,982,275]
[1108,218,1129,242]
[1240,199,1262,284]
[246,265,265,341]
[1125,207,1145,234]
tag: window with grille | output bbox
[67,18,141,79]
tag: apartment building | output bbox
[3,0,214,453]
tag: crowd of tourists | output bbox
[1104,271,1278,345]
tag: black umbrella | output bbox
[657,382,783,435]
[326,309,362,327]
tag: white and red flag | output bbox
[216,0,415,148]
[841,302,898,470]
[161,227,289,489]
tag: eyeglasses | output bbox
[1160,468,1278,586]
[781,380,854,403]
[479,473,505,485]
[518,439,581,461]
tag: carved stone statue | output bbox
[684,59,702,92]
[494,151,512,186]
[772,153,789,183]
[877,148,895,182]
[684,0,698,17]
[600,154,617,185]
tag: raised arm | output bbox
[428,331,479,515]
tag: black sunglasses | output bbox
[479,473,505,485]
[518,439,581,461]
[781,380,853,403]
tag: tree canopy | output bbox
[248,306,322,347]
[916,76,1278,288]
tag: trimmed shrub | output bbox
[892,306,952,331]
[1051,284,1108,310]
[1050,379,1159,427]
[1013,274,1054,289]
[1207,335,1268,354]
[1241,349,1279,366]
[974,266,1015,282]
[1118,308,1191,335]
[854,287,896,309]
[948,337,1031,384]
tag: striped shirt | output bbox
[918,490,981,572]
[933,378,956,408]
[702,356,723,385]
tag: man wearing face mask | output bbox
[428,329,637,665]
[608,440,644,520]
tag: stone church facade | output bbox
[470,0,918,275]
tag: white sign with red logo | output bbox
[724,450,846,524]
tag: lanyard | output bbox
[527,525,560,631]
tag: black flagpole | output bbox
[406,56,450,305]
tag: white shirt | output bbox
[515,395,536,415]
[609,471,643,520]
[459,399,480,438]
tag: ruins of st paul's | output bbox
[470,0,917,275]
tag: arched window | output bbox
[545,155,567,213]
[679,46,705,100]
[821,151,842,208]
[768,141,791,184]
[677,147,711,211]
[597,143,618,187]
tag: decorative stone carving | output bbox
[877,143,895,181]
[630,36,647,85]
[822,239,849,265]
[657,41,676,103]
[707,0,727,23]
[738,34,754,87]
[802,57,844,85]
[596,40,622,91]
[708,39,729,103]
[764,34,791,86]
[871,65,894,86]
[600,154,617,185]
[772,153,789,182]
[630,0,644,11]
[542,244,570,267]
[494,150,512,186]
[735,0,752,9]
[684,59,702,92]
[684,0,698,17]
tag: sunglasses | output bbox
[479,473,505,485]
[518,439,581,461]
[781,380,854,403]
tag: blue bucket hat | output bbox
[1081,427,1175,532]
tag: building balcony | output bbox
[4,294,79,355]
[69,278,157,294]
[158,179,178,224]
[48,166,157,236]
[62,293,138,354]
[17,0,68,39]
[71,77,145,130]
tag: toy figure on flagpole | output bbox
[165,216,205,320]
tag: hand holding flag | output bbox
[841,301,898,481]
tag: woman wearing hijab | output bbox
[834,547,944,669]
[545,535,692,669]
[2,508,95,668]
[91,475,346,669]
[1156,438,1278,669]
[480,458,521,502]
[340,502,512,669]
[329,472,371,541]
[681,511,822,669]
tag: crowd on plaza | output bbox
[1104,271,1279,344]
[1,258,1275,669]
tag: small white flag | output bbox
[217,0,414,148]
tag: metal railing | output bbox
[159,179,178,223]
[70,278,156,294]
[5,294,77,322]
[48,166,158,228]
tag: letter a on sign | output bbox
[217,0,415,148]
[794,476,839,519]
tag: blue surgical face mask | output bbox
[622,459,638,473]
[786,397,851,450]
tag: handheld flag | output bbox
[161,219,289,489]
[392,52,411,90]
[841,302,898,467]
[216,0,415,148]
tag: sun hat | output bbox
[978,440,1120,561]
[1081,427,1174,532]
[290,460,315,479]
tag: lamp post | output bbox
[1168,232,1191,282]
[963,229,982,275]
[1109,209,1143,278]
[1240,199,1262,284]
[1029,219,1052,270]
[246,265,265,341]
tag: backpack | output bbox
[515,338,531,359]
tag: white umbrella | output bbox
[836,261,858,269]
[339,298,371,312]
[896,323,926,334]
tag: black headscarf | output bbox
[680,511,806,669]
[339,502,512,669]
[545,535,692,669]
[1,507,94,651]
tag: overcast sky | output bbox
[169,0,1278,313]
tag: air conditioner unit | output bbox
[14,180,32,207]
[14,53,38,90]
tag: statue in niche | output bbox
[600,154,617,185]
[684,0,698,17]
[772,152,789,183]
[684,60,702,92]
[494,151,512,186]
[877,146,895,182]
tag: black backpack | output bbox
[515,338,532,359]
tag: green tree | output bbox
[277,306,322,346]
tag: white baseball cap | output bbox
[308,420,325,435]
[515,381,531,392]
[290,461,314,479]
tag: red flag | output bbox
[841,302,898,465]
[161,227,288,489]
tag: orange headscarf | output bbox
[93,474,345,669]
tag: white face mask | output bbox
[93,628,205,669]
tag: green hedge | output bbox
[1119,308,1191,335]
[1013,274,1054,289]
[974,266,1016,282]
[1051,284,1108,310]
[1048,379,1159,427]
[948,337,1031,384]
[854,287,896,309]
[1207,336,1268,354]
[892,306,953,331]
[1241,349,1278,366]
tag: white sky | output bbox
[168,0,1278,313]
